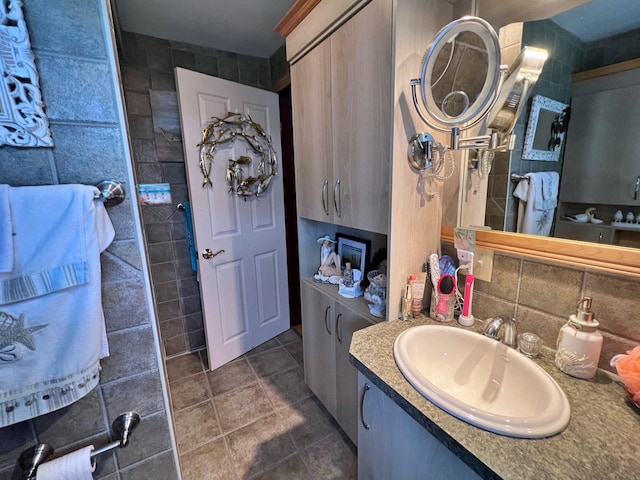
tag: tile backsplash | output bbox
[445,245,640,373]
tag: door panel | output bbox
[176,67,290,370]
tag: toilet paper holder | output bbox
[18,411,140,480]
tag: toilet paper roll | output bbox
[36,445,96,480]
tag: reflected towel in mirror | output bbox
[513,172,559,236]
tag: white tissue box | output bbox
[339,280,363,298]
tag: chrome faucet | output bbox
[483,316,517,348]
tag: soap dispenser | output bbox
[555,297,602,379]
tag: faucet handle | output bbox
[483,316,506,339]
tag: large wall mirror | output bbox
[446,0,640,277]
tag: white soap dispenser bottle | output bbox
[555,296,602,379]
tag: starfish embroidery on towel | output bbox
[0,311,48,351]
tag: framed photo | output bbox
[336,233,370,275]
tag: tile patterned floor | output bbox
[166,329,357,479]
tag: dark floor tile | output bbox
[278,397,339,450]
[277,329,301,345]
[283,339,304,366]
[170,372,209,411]
[247,338,280,356]
[179,438,234,480]
[300,430,357,480]
[207,357,257,397]
[260,367,311,410]
[165,352,203,383]
[251,454,310,480]
[247,347,298,378]
[213,384,274,433]
[173,400,222,454]
[226,413,295,479]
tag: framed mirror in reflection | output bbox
[454,0,640,256]
[522,95,569,162]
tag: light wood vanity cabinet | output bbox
[290,0,391,235]
[284,0,453,453]
[301,281,373,444]
[290,39,333,224]
[358,375,482,480]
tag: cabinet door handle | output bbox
[360,383,371,430]
[335,313,343,343]
[322,180,329,215]
[333,179,342,217]
[598,233,603,243]
[324,305,331,335]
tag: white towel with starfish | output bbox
[0,185,114,427]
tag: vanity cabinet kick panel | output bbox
[358,374,482,480]
[290,0,391,234]
[301,282,372,445]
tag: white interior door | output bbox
[175,67,290,371]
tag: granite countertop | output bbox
[349,317,640,480]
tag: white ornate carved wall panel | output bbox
[1,0,53,147]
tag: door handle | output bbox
[324,305,331,335]
[202,248,224,259]
[322,180,329,215]
[335,313,343,343]
[360,383,371,430]
[635,176,639,200]
[334,179,341,217]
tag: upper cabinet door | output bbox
[561,70,640,206]
[330,0,392,234]
[291,38,334,223]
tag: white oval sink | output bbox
[394,325,570,438]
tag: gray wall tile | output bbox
[0,421,36,470]
[102,280,150,332]
[33,390,105,447]
[125,92,152,116]
[518,260,583,317]
[101,327,158,383]
[0,149,56,185]
[115,413,172,468]
[122,65,150,92]
[120,450,177,480]
[50,124,127,184]
[102,371,166,419]
[25,0,106,59]
[37,55,117,123]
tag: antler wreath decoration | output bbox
[197,112,278,198]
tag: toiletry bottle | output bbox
[401,276,414,320]
[343,262,354,287]
[555,296,602,379]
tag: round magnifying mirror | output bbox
[418,16,501,131]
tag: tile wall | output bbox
[444,245,640,373]
[118,31,289,358]
[0,1,177,479]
